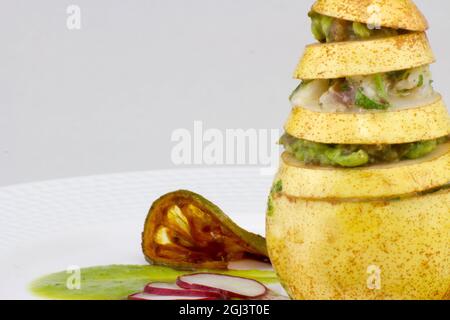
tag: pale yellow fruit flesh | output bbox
[286,96,450,144]
[277,142,450,200]
[312,0,428,31]
[294,32,434,79]
[266,189,450,300]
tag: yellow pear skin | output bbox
[266,189,450,300]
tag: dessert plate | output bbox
[0,168,274,299]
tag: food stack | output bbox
[266,0,450,300]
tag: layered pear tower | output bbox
[266,0,450,300]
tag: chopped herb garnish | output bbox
[417,74,424,87]
[374,74,388,101]
[355,89,390,110]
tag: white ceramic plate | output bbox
[0,168,276,299]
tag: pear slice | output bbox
[276,142,450,200]
[294,32,434,79]
[142,190,268,270]
[286,96,450,144]
[312,0,428,31]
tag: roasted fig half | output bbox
[142,190,269,270]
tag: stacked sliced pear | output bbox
[266,0,450,300]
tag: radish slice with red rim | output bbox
[176,273,267,299]
[144,282,224,298]
[128,292,219,300]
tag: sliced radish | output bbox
[177,273,267,299]
[144,282,224,298]
[128,292,219,301]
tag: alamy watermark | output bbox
[171,121,281,175]
[367,2,382,30]
[66,265,81,290]
[367,265,382,290]
[66,5,81,30]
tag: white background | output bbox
[1,0,449,186]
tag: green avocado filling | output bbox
[280,133,449,168]
[267,180,283,217]
[309,11,405,43]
